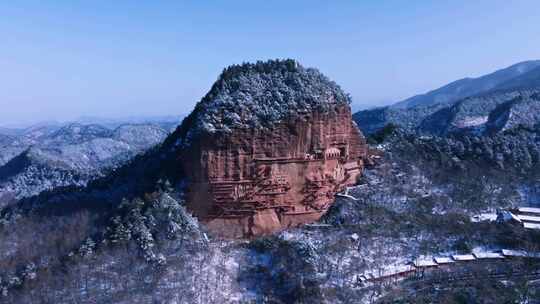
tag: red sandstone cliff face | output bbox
[182,104,367,238]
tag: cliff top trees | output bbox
[172,59,352,146]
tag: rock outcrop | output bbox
[174,60,368,237]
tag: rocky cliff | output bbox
[174,60,368,237]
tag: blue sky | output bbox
[1,1,539,126]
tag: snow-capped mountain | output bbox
[393,60,540,109]
[418,89,540,136]
[0,123,170,200]
[354,60,540,135]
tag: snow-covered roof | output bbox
[473,252,504,259]
[372,264,415,279]
[518,207,540,214]
[452,254,476,261]
[434,257,454,264]
[523,222,540,230]
[517,215,540,223]
[501,249,540,258]
[502,249,529,257]
[414,258,437,267]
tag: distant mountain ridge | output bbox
[45,123,112,145]
[418,89,540,136]
[0,115,182,137]
[354,60,540,135]
[495,65,540,91]
[393,60,540,109]
[0,123,170,200]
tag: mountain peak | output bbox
[174,59,351,144]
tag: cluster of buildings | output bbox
[356,207,540,286]
[497,207,540,230]
[357,248,540,285]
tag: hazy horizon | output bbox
[0,114,183,129]
[1,1,540,126]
